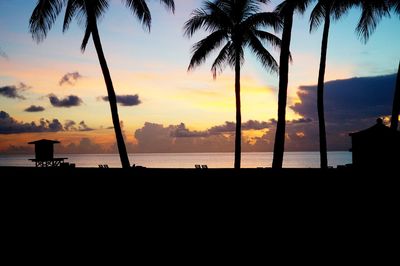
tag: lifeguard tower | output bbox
[28,139,68,167]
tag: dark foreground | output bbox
[0,165,384,178]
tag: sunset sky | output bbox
[1,0,399,153]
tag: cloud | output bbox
[289,73,397,150]
[0,110,63,134]
[48,94,83,107]
[0,48,7,59]
[132,76,397,153]
[170,123,210,138]
[0,111,95,134]
[170,119,305,138]
[59,72,82,86]
[0,83,29,99]
[61,120,94,132]
[56,138,105,154]
[102,94,141,106]
[78,121,94,131]
[24,105,45,112]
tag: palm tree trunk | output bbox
[390,61,400,131]
[90,20,131,168]
[272,11,293,169]
[316,14,331,169]
[234,52,242,169]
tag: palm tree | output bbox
[29,0,175,168]
[309,0,353,169]
[388,0,400,131]
[184,0,282,169]
[272,0,313,169]
[355,0,399,131]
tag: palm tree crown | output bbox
[309,0,353,32]
[184,0,281,77]
[184,0,282,168]
[30,0,175,45]
[29,0,175,168]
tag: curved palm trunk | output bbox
[272,10,293,169]
[316,14,331,169]
[390,61,400,131]
[234,53,242,169]
[91,20,131,168]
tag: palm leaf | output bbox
[188,30,228,71]
[29,0,64,42]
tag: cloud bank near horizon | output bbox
[1,74,398,153]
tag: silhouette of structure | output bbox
[349,119,400,168]
[28,139,68,167]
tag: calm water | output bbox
[0,152,351,168]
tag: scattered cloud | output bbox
[78,121,94,131]
[0,111,95,134]
[0,48,7,59]
[59,72,82,86]
[0,83,29,99]
[24,105,45,112]
[102,94,141,106]
[60,120,94,132]
[0,110,63,134]
[48,94,83,107]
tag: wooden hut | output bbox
[28,139,68,167]
[349,119,400,168]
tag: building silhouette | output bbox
[349,119,400,168]
[28,139,68,167]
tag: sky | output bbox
[1,0,399,153]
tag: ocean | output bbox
[0,152,352,168]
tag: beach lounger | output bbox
[201,165,208,169]
[195,164,201,169]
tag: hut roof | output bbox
[349,119,400,137]
[28,139,60,145]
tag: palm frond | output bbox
[247,33,278,73]
[29,0,64,42]
[184,1,231,38]
[356,1,390,43]
[242,11,282,32]
[159,0,175,13]
[331,0,354,20]
[80,24,91,52]
[123,0,152,31]
[309,1,326,32]
[211,41,232,79]
[188,30,228,71]
[252,29,281,49]
[228,45,244,68]
[63,0,79,32]
[388,0,400,15]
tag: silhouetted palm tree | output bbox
[309,0,353,169]
[388,0,400,131]
[29,0,175,168]
[272,0,313,169]
[184,0,281,169]
[356,0,399,131]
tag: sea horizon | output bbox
[0,151,352,168]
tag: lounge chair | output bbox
[195,164,201,169]
[201,165,208,169]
